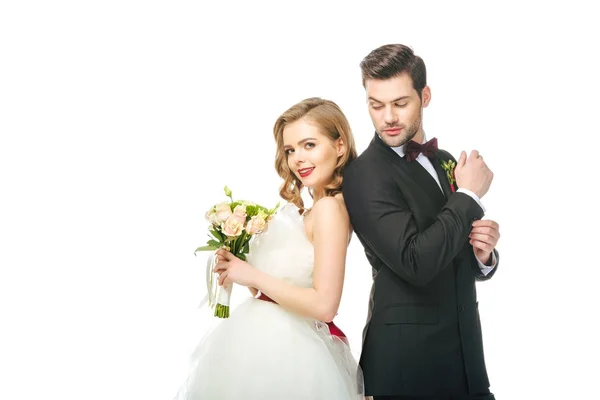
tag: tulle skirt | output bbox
[173,296,364,399]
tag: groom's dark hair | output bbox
[360,44,427,99]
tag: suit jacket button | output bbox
[460,304,466,312]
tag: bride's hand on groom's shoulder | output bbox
[213,249,258,288]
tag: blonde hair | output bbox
[273,97,357,213]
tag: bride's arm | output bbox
[249,196,349,322]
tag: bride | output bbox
[174,97,364,399]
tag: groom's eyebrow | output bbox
[368,95,410,103]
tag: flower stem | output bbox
[214,304,230,318]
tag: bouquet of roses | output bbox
[195,186,279,318]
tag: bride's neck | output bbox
[311,187,326,203]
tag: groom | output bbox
[343,44,500,399]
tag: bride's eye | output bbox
[305,142,315,149]
[285,148,294,155]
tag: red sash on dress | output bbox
[256,292,348,344]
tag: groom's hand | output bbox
[469,219,500,265]
[454,150,494,198]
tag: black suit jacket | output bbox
[343,134,498,397]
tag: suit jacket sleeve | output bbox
[343,163,485,287]
[439,149,500,282]
[474,248,499,281]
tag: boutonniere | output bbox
[440,159,457,193]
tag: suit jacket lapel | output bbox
[430,154,453,199]
[403,156,446,205]
[372,134,446,207]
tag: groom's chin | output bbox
[380,134,407,148]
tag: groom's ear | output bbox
[421,85,431,108]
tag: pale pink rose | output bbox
[232,205,247,224]
[221,216,244,237]
[215,202,232,222]
[245,215,266,235]
[205,208,219,225]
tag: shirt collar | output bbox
[385,132,428,158]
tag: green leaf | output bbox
[269,201,280,214]
[207,239,222,248]
[245,204,258,217]
[209,229,224,241]
[232,232,244,254]
[240,232,248,251]
[237,253,246,261]
[224,237,237,244]
[195,245,218,252]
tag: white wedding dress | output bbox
[174,203,364,399]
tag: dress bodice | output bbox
[246,203,314,288]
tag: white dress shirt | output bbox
[389,135,497,275]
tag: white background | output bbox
[1,1,598,399]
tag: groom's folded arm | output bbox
[344,174,484,287]
[456,186,500,280]
[473,248,499,281]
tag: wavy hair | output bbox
[360,44,427,99]
[273,97,357,213]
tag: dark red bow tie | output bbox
[404,137,438,162]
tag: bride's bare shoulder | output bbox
[305,195,352,244]
[311,195,350,229]
[312,195,345,215]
